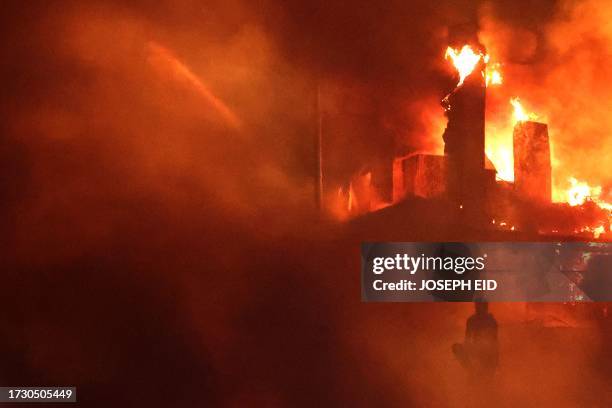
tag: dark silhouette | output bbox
[453,302,499,379]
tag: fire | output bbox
[485,144,514,181]
[510,98,538,123]
[565,177,612,212]
[567,177,595,206]
[593,226,606,239]
[333,172,386,219]
[445,45,501,88]
[445,46,484,87]
[348,182,355,212]
[485,62,503,87]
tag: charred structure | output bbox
[395,154,446,200]
[513,121,551,204]
[441,46,487,210]
[320,34,610,241]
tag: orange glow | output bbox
[567,177,595,206]
[331,172,380,220]
[486,144,514,181]
[593,226,606,239]
[445,46,484,87]
[565,177,612,212]
[485,114,515,182]
[484,98,539,182]
[510,98,537,123]
[445,45,501,88]
[348,182,355,213]
[485,62,503,87]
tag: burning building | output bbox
[322,30,611,242]
[441,44,489,215]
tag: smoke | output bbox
[0,0,611,406]
[479,0,612,199]
[0,0,492,259]
[2,1,321,261]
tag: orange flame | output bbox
[593,226,606,239]
[445,46,484,87]
[510,98,538,123]
[567,177,595,206]
[565,177,612,210]
[485,144,514,181]
[485,62,503,87]
[348,182,355,213]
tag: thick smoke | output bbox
[0,1,610,406]
[479,0,612,198]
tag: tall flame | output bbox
[445,46,484,87]
[510,98,537,123]
[485,144,514,181]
